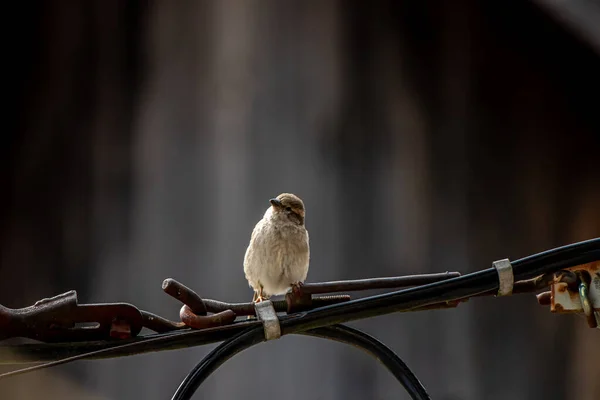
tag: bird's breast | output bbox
[255,222,308,263]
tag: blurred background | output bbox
[1,0,599,399]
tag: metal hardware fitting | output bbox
[254,300,281,340]
[0,291,146,342]
[536,262,600,328]
[493,258,514,296]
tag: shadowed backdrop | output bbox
[1,1,599,399]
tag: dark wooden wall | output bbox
[2,1,599,399]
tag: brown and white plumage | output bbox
[243,193,310,302]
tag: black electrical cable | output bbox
[511,237,599,280]
[170,239,599,399]
[171,325,264,400]
[2,238,598,381]
[304,325,430,400]
[171,324,430,400]
[278,238,600,334]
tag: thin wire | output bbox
[171,324,430,400]
[0,321,264,379]
[0,330,197,380]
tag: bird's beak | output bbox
[269,198,282,208]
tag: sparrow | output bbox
[243,193,310,302]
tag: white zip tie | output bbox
[254,300,281,340]
[493,258,514,296]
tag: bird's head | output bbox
[268,193,305,226]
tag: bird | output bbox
[243,193,310,303]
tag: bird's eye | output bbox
[285,206,292,212]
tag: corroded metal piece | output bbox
[0,291,144,342]
[550,262,599,313]
[536,262,600,328]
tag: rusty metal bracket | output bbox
[536,261,600,328]
[161,277,353,322]
[0,290,191,343]
[162,279,237,330]
[0,291,144,342]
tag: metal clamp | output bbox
[576,271,598,328]
[493,258,514,296]
[254,300,281,340]
[539,262,600,329]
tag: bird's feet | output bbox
[255,295,267,303]
[290,282,305,298]
[253,285,268,303]
[249,288,268,320]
